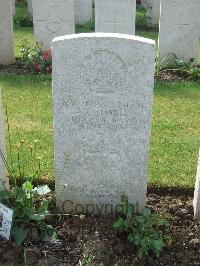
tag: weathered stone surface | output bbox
[52,33,156,215]
[27,0,33,16]
[158,0,200,63]
[0,92,8,191]
[95,0,136,35]
[75,0,92,25]
[147,0,160,27]
[0,0,15,65]
[194,149,200,219]
[32,0,75,50]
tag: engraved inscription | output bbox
[62,100,147,130]
[81,50,126,94]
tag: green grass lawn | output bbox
[0,74,199,188]
[1,3,199,188]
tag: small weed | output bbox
[5,107,44,179]
[113,196,171,258]
[79,254,94,266]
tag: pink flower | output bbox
[34,63,41,72]
[43,50,52,61]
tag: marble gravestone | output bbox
[0,92,8,191]
[0,0,15,65]
[52,33,156,215]
[74,0,92,25]
[95,0,136,35]
[32,0,75,50]
[158,0,200,63]
[194,150,200,219]
[147,0,160,27]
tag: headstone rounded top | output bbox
[52,33,156,46]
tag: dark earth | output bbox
[0,60,30,75]
[0,61,195,82]
[0,189,200,266]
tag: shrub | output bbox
[136,4,149,30]
[113,196,171,258]
[14,15,33,27]
[20,40,52,74]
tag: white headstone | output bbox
[158,0,200,63]
[147,0,160,27]
[32,0,75,50]
[0,92,8,191]
[95,0,136,35]
[194,149,200,219]
[52,33,156,215]
[75,0,92,25]
[27,0,33,17]
[0,0,15,65]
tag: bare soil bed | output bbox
[0,190,200,266]
[0,62,196,82]
[0,61,30,75]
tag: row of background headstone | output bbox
[27,0,159,27]
[1,0,200,66]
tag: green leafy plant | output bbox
[113,196,171,258]
[156,53,200,81]
[187,66,200,81]
[76,20,95,33]
[0,179,57,245]
[20,40,52,74]
[79,254,94,266]
[136,4,149,30]
[14,15,33,27]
